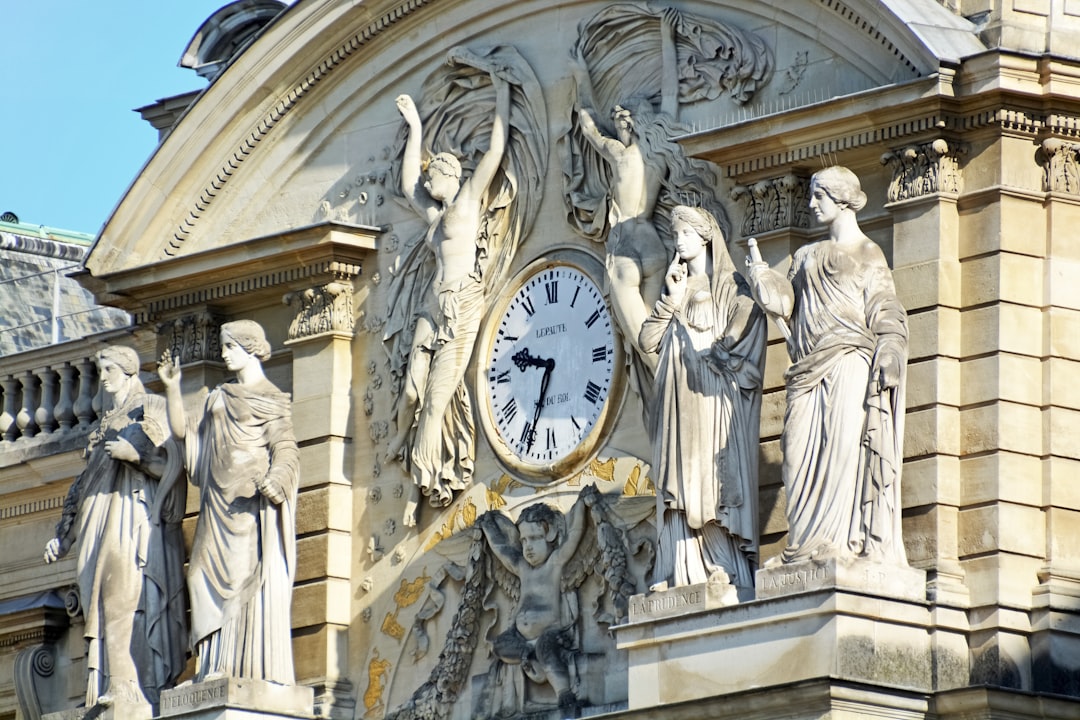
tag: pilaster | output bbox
[883,138,968,608]
[284,285,358,719]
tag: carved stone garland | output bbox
[283,281,356,341]
[730,173,811,236]
[1038,138,1080,194]
[880,139,963,202]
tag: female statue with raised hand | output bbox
[639,206,766,592]
[159,320,300,684]
[44,345,187,709]
[746,166,909,566]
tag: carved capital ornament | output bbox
[881,139,963,202]
[283,281,355,341]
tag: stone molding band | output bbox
[165,0,435,259]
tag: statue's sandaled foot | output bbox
[403,484,420,527]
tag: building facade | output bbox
[1,1,1079,718]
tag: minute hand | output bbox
[528,358,555,451]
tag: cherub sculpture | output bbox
[478,499,590,714]
[386,485,651,720]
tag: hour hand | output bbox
[512,348,548,372]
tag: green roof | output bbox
[0,219,94,246]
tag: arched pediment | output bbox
[84,0,983,281]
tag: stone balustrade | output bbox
[0,336,115,462]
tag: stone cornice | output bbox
[680,75,950,179]
[682,51,1080,181]
[163,0,434,262]
[816,0,919,77]
[80,222,379,320]
[682,82,1080,183]
[0,595,69,648]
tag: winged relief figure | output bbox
[386,485,653,720]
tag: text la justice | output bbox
[535,323,566,338]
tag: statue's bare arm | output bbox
[659,7,681,118]
[395,94,439,223]
[459,74,511,206]
[158,352,187,441]
[577,107,624,162]
[551,489,595,566]
[479,511,523,574]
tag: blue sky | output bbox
[0,1,262,236]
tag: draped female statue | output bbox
[45,345,187,709]
[746,166,909,566]
[639,206,766,591]
[160,319,300,683]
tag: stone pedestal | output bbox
[44,701,153,720]
[158,678,314,720]
[615,562,949,712]
[755,557,927,602]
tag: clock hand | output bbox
[512,348,548,372]
[527,358,555,451]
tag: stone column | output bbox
[283,281,357,719]
[881,139,969,609]
[1031,137,1080,693]
[729,172,815,559]
[951,122,1051,688]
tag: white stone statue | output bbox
[386,485,652,720]
[745,166,909,566]
[382,46,548,526]
[563,4,770,382]
[159,319,301,683]
[477,500,591,716]
[639,206,766,593]
[44,345,187,709]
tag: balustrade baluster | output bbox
[0,377,18,442]
[73,358,97,428]
[16,370,40,439]
[54,363,77,431]
[35,367,58,435]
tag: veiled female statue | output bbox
[44,345,187,709]
[160,320,300,683]
[746,166,909,566]
[639,206,766,591]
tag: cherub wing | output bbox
[478,510,522,606]
[560,498,601,595]
[560,487,648,625]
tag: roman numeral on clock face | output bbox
[584,380,602,404]
[500,397,518,423]
[545,280,558,305]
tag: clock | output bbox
[477,251,626,482]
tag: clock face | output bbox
[481,260,620,477]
